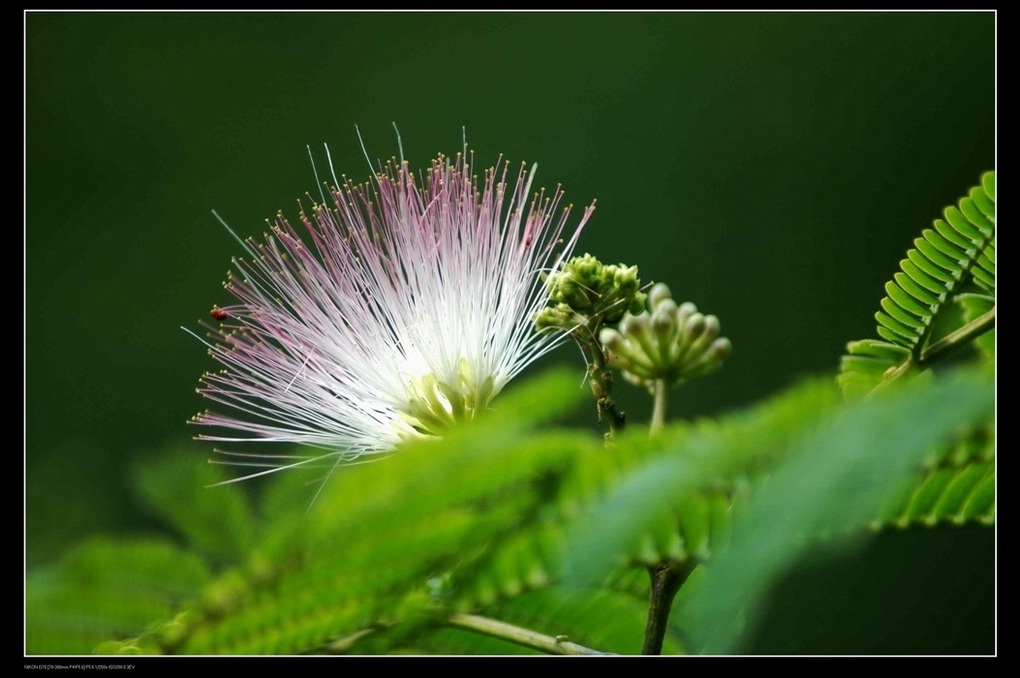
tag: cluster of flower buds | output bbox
[599,282,731,392]
[534,253,647,332]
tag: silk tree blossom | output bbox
[191,148,592,477]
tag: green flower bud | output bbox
[618,313,641,338]
[652,300,677,336]
[649,282,673,310]
[684,337,731,379]
[598,284,731,391]
[533,303,578,333]
[701,315,720,341]
[684,313,706,341]
[711,336,732,361]
[675,301,697,328]
[539,253,647,324]
[599,327,625,353]
[626,312,652,339]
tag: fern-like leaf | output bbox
[564,365,993,653]
[26,538,211,655]
[839,171,995,398]
[28,362,994,655]
[874,423,995,529]
[168,369,597,654]
[134,451,256,565]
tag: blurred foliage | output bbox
[26,360,993,655]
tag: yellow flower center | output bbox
[399,358,497,437]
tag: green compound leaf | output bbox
[838,171,995,398]
[134,451,256,565]
[874,423,995,529]
[29,360,993,656]
[26,538,211,655]
[563,365,992,654]
[683,368,993,653]
[453,377,844,621]
[563,377,843,585]
[86,370,842,656]
[173,368,598,654]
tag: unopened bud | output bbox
[676,302,697,328]
[599,327,624,352]
[710,336,731,361]
[684,312,706,340]
[649,282,673,310]
[701,315,720,342]
[588,282,731,393]
[652,303,676,337]
[685,336,732,379]
[651,308,677,365]
[533,304,575,332]
[653,298,677,322]
[541,253,647,324]
[623,312,652,340]
[684,315,719,363]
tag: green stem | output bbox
[587,339,627,441]
[920,307,995,366]
[322,627,383,653]
[641,560,696,655]
[872,308,994,397]
[321,614,612,656]
[447,612,613,655]
[650,379,668,435]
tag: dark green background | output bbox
[26,11,994,653]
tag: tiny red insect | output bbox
[210,307,229,321]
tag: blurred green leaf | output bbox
[26,538,210,655]
[134,452,256,564]
[682,367,993,653]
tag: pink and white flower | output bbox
[191,147,592,476]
